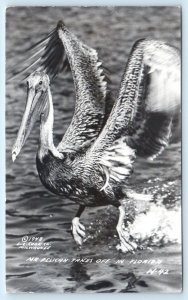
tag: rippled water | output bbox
[6,7,182,293]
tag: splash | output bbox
[117,203,181,252]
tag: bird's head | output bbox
[12,71,50,162]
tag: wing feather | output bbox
[83,39,180,191]
[126,40,180,159]
[56,22,109,152]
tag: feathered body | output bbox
[36,151,111,207]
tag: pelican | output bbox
[11,21,180,252]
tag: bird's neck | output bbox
[38,87,62,161]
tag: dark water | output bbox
[6,7,182,293]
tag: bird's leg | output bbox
[116,205,137,253]
[71,205,85,245]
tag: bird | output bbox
[11,20,180,252]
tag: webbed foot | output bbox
[116,205,137,253]
[116,223,137,253]
[71,217,85,245]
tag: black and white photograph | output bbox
[6,6,181,293]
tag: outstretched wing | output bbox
[83,39,180,190]
[125,40,180,159]
[56,21,109,153]
[8,21,110,153]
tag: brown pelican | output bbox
[11,21,180,252]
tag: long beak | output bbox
[12,88,46,161]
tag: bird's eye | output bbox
[39,81,42,85]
